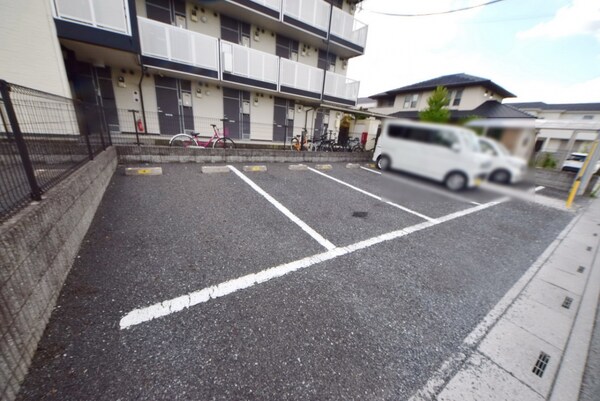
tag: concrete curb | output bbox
[315,164,333,170]
[346,163,360,169]
[201,166,230,174]
[288,164,308,171]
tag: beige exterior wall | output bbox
[0,0,71,97]
[250,92,274,141]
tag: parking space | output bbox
[16,162,575,401]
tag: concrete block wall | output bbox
[534,168,599,193]
[0,147,117,401]
[115,145,373,164]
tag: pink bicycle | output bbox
[169,123,235,149]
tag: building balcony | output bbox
[279,59,324,100]
[282,0,331,38]
[220,41,280,91]
[324,71,360,106]
[52,0,136,52]
[227,0,282,19]
[329,6,368,54]
[137,17,219,79]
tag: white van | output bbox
[478,137,527,184]
[373,119,492,190]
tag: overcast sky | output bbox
[347,0,600,103]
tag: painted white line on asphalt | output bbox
[119,198,506,329]
[409,210,581,401]
[307,167,436,222]
[535,185,545,192]
[359,166,381,175]
[227,165,336,251]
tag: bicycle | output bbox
[169,123,235,149]
[290,129,309,151]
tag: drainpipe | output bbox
[320,4,334,103]
[138,56,148,134]
[303,107,314,149]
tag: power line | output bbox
[362,0,508,17]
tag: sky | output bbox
[347,0,600,103]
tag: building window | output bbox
[452,89,463,106]
[583,115,594,120]
[377,97,394,107]
[403,94,418,109]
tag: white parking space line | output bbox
[228,165,336,251]
[307,167,436,222]
[535,186,545,192]
[119,198,507,329]
[360,166,381,175]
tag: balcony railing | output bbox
[220,41,279,87]
[138,17,219,72]
[52,0,131,35]
[279,59,323,97]
[282,0,330,35]
[330,6,368,50]
[245,0,282,12]
[324,71,360,104]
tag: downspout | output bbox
[138,56,148,134]
[320,4,334,103]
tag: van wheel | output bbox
[445,172,467,191]
[490,169,511,184]
[377,155,391,170]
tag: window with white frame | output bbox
[452,89,463,106]
[403,94,418,109]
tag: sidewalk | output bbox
[412,197,600,401]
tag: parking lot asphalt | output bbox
[16,163,574,401]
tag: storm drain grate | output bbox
[577,266,585,273]
[562,296,573,309]
[352,211,368,218]
[587,246,592,251]
[532,352,550,377]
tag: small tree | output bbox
[419,86,450,123]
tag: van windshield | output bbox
[463,131,480,152]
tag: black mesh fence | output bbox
[0,80,109,222]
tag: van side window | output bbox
[387,125,434,143]
[432,131,458,148]
[388,125,408,139]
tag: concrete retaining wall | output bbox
[0,147,117,401]
[534,168,599,193]
[116,145,373,164]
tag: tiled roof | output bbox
[507,102,600,112]
[371,73,515,99]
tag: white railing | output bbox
[330,6,368,49]
[325,71,360,103]
[138,17,219,71]
[279,59,323,95]
[220,41,279,85]
[244,0,281,12]
[282,0,330,34]
[52,0,131,35]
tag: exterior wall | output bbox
[0,0,71,97]
[185,3,221,37]
[250,92,275,141]
[349,118,380,150]
[0,148,117,401]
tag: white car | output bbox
[478,137,527,184]
[373,119,492,191]
[561,153,600,174]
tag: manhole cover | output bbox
[352,211,368,218]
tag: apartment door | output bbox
[273,97,294,143]
[155,76,194,135]
[146,0,186,25]
[220,15,250,46]
[223,88,250,140]
[313,109,324,141]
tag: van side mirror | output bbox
[451,143,461,152]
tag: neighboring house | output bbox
[507,102,600,155]
[366,73,535,158]
[0,0,368,143]
[355,97,377,110]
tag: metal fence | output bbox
[0,80,109,222]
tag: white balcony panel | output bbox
[283,0,330,33]
[280,59,323,95]
[138,17,219,71]
[249,0,281,11]
[221,42,279,85]
[330,7,368,49]
[53,0,130,35]
[325,71,360,103]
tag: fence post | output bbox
[74,101,94,160]
[0,80,42,201]
[96,104,106,150]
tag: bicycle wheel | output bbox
[290,137,301,151]
[170,134,195,147]
[213,137,235,149]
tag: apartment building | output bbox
[508,102,600,154]
[1,0,367,143]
